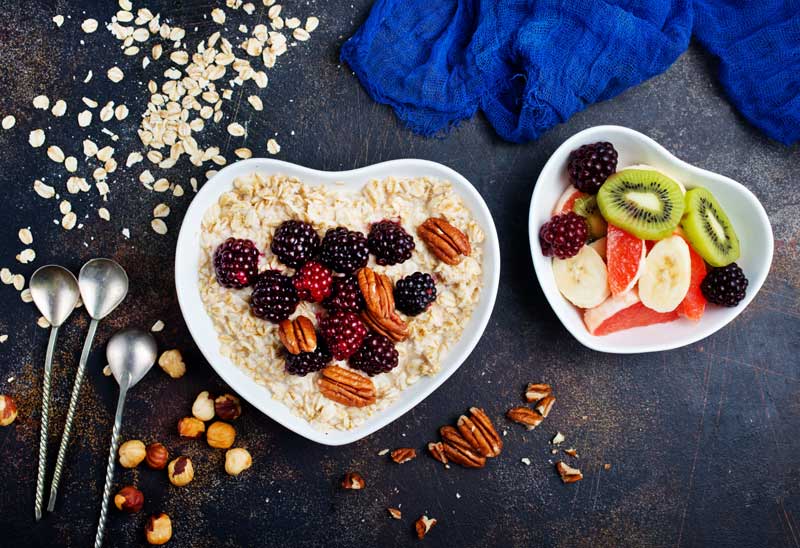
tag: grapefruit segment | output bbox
[606,224,646,295]
[584,289,679,336]
[676,238,707,321]
[553,186,587,215]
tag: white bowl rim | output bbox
[528,125,774,354]
[175,157,500,445]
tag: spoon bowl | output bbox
[79,259,129,320]
[30,265,80,326]
[106,328,157,389]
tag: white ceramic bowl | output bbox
[528,125,773,353]
[175,158,500,445]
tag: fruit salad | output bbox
[540,142,748,336]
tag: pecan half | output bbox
[468,407,502,457]
[535,395,556,418]
[507,406,543,430]
[555,461,583,484]
[318,366,376,408]
[418,217,471,265]
[524,383,552,403]
[341,471,366,489]
[357,267,408,342]
[457,415,494,458]
[439,426,486,468]
[415,515,437,539]
[278,315,317,355]
[427,442,448,464]
[390,448,417,464]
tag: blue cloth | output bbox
[341,0,800,145]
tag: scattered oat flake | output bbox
[521,457,531,466]
[153,203,170,218]
[151,320,165,332]
[83,139,98,157]
[84,70,93,83]
[12,274,24,291]
[0,268,12,284]
[38,316,51,329]
[293,28,310,41]
[305,16,319,32]
[234,147,252,159]
[103,365,112,376]
[34,180,55,199]
[78,110,92,127]
[62,212,77,230]
[247,95,263,111]
[267,138,280,154]
[0,335,7,343]
[53,15,64,27]
[173,184,184,197]
[211,8,226,23]
[115,104,129,120]
[29,129,45,148]
[1,115,15,130]
[285,17,301,29]
[33,95,50,110]
[98,207,111,221]
[268,5,282,18]
[126,152,143,167]
[18,228,33,245]
[377,449,389,456]
[151,218,168,234]
[107,66,124,83]
[81,18,98,33]
[21,288,33,303]
[47,146,65,163]
[227,122,245,137]
[153,178,170,192]
[51,100,67,117]
[16,249,36,264]
[64,156,78,173]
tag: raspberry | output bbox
[367,220,415,266]
[249,270,299,323]
[271,220,320,268]
[285,344,332,376]
[293,261,333,302]
[213,238,260,288]
[323,275,365,312]
[701,263,748,307]
[567,141,618,194]
[349,333,398,376]
[394,272,437,316]
[319,311,367,360]
[539,212,589,259]
[319,227,369,274]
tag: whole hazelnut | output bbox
[224,448,252,476]
[158,349,186,379]
[191,390,215,421]
[214,393,241,420]
[206,421,236,449]
[118,440,147,468]
[145,442,169,470]
[167,456,194,486]
[178,416,205,439]
[114,485,144,513]
[0,395,18,426]
[145,513,172,545]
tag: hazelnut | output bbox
[191,390,215,421]
[224,448,252,476]
[206,421,236,449]
[0,394,18,426]
[118,440,146,468]
[145,442,169,470]
[145,513,172,545]
[158,349,186,379]
[167,456,194,486]
[214,393,241,420]
[178,416,205,439]
[114,485,144,513]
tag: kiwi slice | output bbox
[597,169,685,240]
[681,187,740,266]
[573,195,608,240]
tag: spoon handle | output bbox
[35,326,59,521]
[47,317,99,512]
[94,376,128,548]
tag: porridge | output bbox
[199,172,484,431]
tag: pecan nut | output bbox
[427,442,448,464]
[457,415,494,458]
[357,267,408,342]
[467,407,503,457]
[439,426,486,468]
[415,515,437,539]
[390,448,417,464]
[418,217,471,265]
[555,461,583,483]
[318,366,376,407]
[524,383,552,403]
[506,406,543,430]
[278,315,317,355]
[535,395,556,418]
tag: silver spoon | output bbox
[94,328,157,548]
[47,259,129,512]
[29,265,80,521]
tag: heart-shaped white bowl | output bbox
[529,125,773,353]
[175,158,500,445]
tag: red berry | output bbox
[213,238,260,288]
[293,261,333,302]
[323,275,365,312]
[319,311,367,360]
[539,212,589,259]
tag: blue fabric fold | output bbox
[341,0,800,145]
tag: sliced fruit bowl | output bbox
[529,126,773,354]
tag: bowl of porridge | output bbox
[175,158,500,445]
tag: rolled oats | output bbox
[107,66,125,83]
[33,95,50,110]
[78,110,93,127]
[51,100,67,117]
[18,228,33,245]
[47,146,65,163]
[1,115,14,129]
[29,129,46,148]
[81,18,99,33]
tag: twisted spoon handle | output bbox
[47,318,99,512]
[94,374,129,548]
[35,326,59,521]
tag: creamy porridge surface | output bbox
[199,172,484,431]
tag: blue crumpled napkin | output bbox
[341,0,800,145]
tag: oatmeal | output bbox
[199,173,484,431]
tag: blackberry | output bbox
[319,311,367,360]
[271,220,320,268]
[323,275,365,312]
[249,270,299,323]
[319,227,369,274]
[394,272,437,316]
[285,344,332,376]
[213,238,260,288]
[367,220,415,266]
[349,333,399,376]
[701,263,748,307]
[539,212,589,259]
[293,261,333,302]
[568,141,618,194]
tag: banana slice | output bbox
[553,245,610,308]
[638,235,691,312]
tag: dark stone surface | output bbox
[0,2,798,547]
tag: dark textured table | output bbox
[1,2,798,547]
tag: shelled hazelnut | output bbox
[224,448,252,476]
[214,393,241,420]
[118,440,146,468]
[145,442,169,470]
[145,513,172,545]
[167,456,194,487]
[177,416,205,439]
[114,485,144,513]
[191,391,215,421]
[0,395,18,426]
[206,421,236,449]
[158,349,186,379]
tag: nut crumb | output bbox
[151,320,165,332]
[551,432,565,445]
[521,457,531,466]
[415,515,437,539]
[555,461,583,484]
[388,507,402,520]
[341,472,365,490]
[158,349,186,379]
